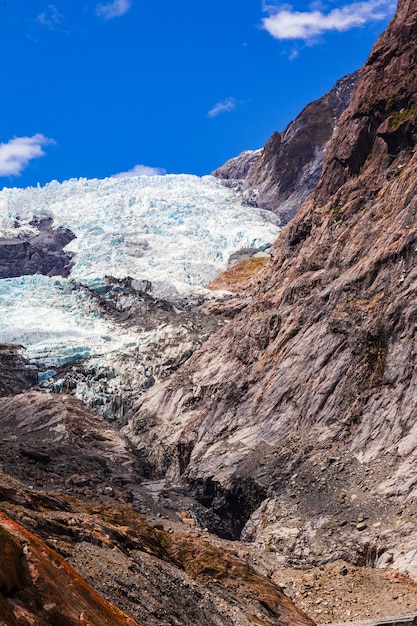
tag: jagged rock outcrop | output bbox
[124,0,417,579]
[0,510,137,625]
[213,72,357,225]
[0,391,144,491]
[0,217,75,278]
[0,345,37,396]
[213,149,262,180]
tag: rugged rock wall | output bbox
[213,72,357,225]
[0,345,37,396]
[0,510,137,625]
[0,217,75,279]
[124,0,417,577]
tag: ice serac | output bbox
[124,0,417,577]
[0,174,280,418]
[0,174,280,296]
[213,72,358,225]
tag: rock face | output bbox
[213,72,357,225]
[0,345,37,397]
[213,149,262,180]
[0,391,144,490]
[0,510,137,625]
[124,0,417,579]
[0,217,75,279]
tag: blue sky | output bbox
[0,0,396,188]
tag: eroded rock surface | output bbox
[0,217,75,278]
[124,0,417,582]
[0,510,137,625]
[0,345,37,397]
[0,391,143,492]
[0,468,314,626]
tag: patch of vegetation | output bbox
[332,205,343,221]
[209,256,269,291]
[385,94,397,112]
[389,102,417,130]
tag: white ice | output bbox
[0,174,281,368]
[0,174,280,294]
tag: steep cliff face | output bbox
[213,72,357,225]
[124,0,417,578]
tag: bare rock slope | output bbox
[125,0,417,581]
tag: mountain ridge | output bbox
[213,72,358,225]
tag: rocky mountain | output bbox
[213,72,358,225]
[3,0,417,622]
[123,0,417,595]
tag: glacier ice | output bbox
[0,174,281,407]
[0,174,280,294]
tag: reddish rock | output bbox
[0,511,137,625]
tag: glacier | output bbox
[0,174,281,414]
[0,174,280,294]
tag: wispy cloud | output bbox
[96,0,132,20]
[37,4,64,29]
[0,134,55,177]
[112,164,166,178]
[208,97,237,118]
[262,0,396,42]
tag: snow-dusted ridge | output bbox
[0,174,281,381]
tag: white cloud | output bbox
[37,5,64,28]
[208,97,237,118]
[262,0,396,41]
[96,0,132,20]
[0,134,56,177]
[112,164,166,178]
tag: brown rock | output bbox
[0,511,137,625]
[213,73,358,226]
